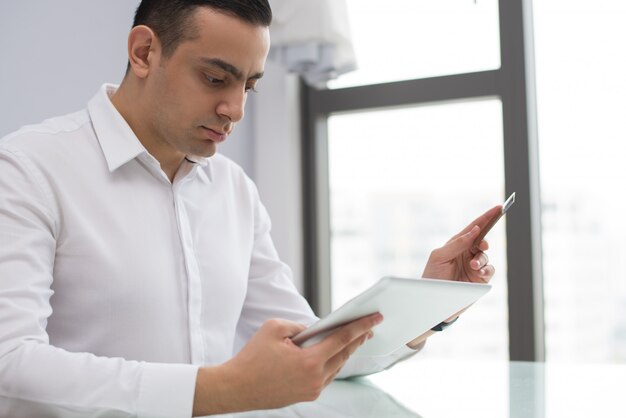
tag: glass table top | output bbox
[222,357,626,418]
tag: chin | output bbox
[186,140,217,158]
[196,143,217,158]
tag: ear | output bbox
[127,25,161,79]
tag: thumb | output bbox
[441,225,480,258]
[265,319,308,338]
[282,322,308,338]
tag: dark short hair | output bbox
[132,0,272,58]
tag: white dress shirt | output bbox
[0,84,415,418]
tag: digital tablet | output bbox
[291,277,491,356]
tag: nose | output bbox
[216,87,246,123]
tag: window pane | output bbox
[535,0,626,362]
[328,0,501,89]
[327,99,508,360]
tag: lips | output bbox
[200,126,228,143]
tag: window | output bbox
[534,0,626,362]
[328,0,501,89]
[302,0,542,361]
[328,100,509,359]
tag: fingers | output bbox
[470,251,495,282]
[478,264,495,282]
[294,314,380,389]
[473,205,502,231]
[450,205,502,241]
[313,313,383,359]
[435,224,481,260]
[432,205,501,264]
[262,319,307,340]
[470,252,489,270]
[324,331,371,379]
[476,238,490,252]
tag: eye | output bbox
[205,75,224,85]
[245,84,259,94]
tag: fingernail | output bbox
[367,331,374,340]
[374,313,384,325]
[480,268,486,276]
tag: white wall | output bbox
[0,1,135,137]
[251,61,304,292]
[0,1,303,290]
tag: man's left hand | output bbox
[422,205,501,283]
[405,205,501,350]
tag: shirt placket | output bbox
[172,171,205,365]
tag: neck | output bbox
[110,79,184,182]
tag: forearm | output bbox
[193,367,223,416]
[193,365,249,417]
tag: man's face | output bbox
[143,8,270,159]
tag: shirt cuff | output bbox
[137,362,199,418]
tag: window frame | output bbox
[300,0,544,361]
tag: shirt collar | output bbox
[185,156,213,184]
[87,84,213,183]
[87,84,146,173]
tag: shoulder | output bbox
[0,110,92,154]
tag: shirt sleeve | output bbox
[232,182,318,352]
[0,148,198,418]
[233,179,423,377]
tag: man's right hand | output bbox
[192,312,383,416]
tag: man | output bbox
[0,1,498,417]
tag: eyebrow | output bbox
[199,57,264,81]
